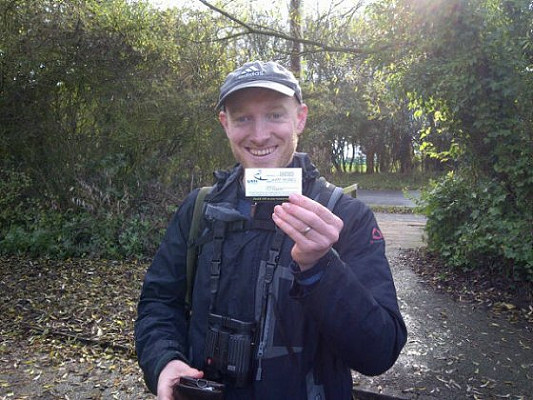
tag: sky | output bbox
[149,0,361,15]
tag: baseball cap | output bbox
[216,60,303,109]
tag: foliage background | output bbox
[0,0,531,281]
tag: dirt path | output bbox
[353,214,533,400]
[375,213,426,251]
[357,190,420,209]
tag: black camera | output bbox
[204,313,256,387]
[173,376,224,400]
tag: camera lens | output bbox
[196,379,208,388]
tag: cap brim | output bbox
[217,81,295,109]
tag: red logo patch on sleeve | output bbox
[371,227,384,244]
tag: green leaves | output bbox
[1,0,531,281]
[370,0,533,280]
[0,0,234,259]
[419,173,533,281]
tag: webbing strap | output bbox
[186,186,212,307]
[208,220,286,315]
[209,220,226,312]
[263,229,285,285]
[255,227,286,381]
[327,186,343,211]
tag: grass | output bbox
[369,205,417,214]
[332,171,440,191]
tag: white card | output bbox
[245,168,302,200]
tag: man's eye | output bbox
[234,116,250,123]
[270,112,283,120]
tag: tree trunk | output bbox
[290,0,301,77]
[366,150,375,174]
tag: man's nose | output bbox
[250,119,270,143]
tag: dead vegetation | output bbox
[1,252,531,399]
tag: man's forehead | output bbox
[224,88,296,110]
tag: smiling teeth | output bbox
[250,147,275,156]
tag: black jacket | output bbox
[135,153,407,399]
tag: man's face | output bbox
[219,88,308,169]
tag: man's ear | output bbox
[219,110,228,131]
[296,104,308,135]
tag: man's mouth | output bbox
[248,146,276,157]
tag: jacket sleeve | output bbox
[134,190,198,394]
[290,197,407,376]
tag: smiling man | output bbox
[217,62,307,170]
[219,87,306,169]
[135,60,407,400]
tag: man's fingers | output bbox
[282,193,344,232]
[272,193,344,270]
[157,360,204,400]
[273,203,312,234]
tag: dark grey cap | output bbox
[217,60,303,109]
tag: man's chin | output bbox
[239,152,294,169]
[241,156,275,169]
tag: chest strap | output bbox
[209,220,226,312]
[208,218,285,313]
[255,228,286,380]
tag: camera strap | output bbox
[255,227,286,381]
[207,207,286,314]
[208,219,226,313]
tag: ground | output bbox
[0,250,531,400]
[352,249,532,400]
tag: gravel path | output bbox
[353,214,532,400]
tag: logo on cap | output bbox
[238,66,265,79]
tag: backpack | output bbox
[185,180,345,307]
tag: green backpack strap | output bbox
[186,186,212,307]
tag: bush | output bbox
[418,172,533,282]
[0,168,168,260]
[0,168,34,228]
[0,209,166,259]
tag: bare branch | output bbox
[196,0,380,55]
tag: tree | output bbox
[365,0,533,279]
[0,0,235,257]
[4,0,530,277]
[290,0,302,75]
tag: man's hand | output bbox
[272,193,344,271]
[157,359,204,400]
